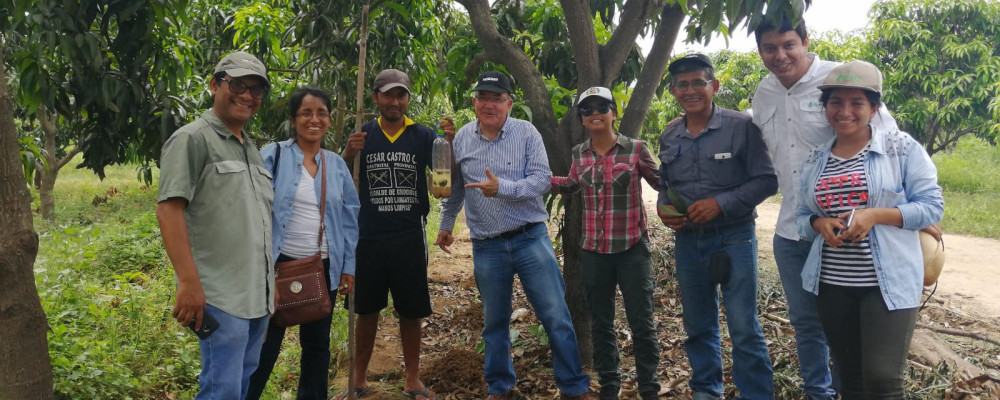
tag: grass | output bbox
[933,136,1000,239]
[32,156,456,399]
[32,160,203,399]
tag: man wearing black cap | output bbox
[436,72,593,400]
[656,54,777,400]
[157,51,274,399]
[341,69,454,400]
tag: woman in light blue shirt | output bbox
[796,61,943,399]
[248,87,360,400]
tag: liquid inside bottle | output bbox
[430,130,451,198]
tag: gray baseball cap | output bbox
[817,60,883,94]
[374,69,411,93]
[214,52,269,85]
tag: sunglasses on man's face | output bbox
[577,102,613,116]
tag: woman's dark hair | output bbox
[819,88,881,108]
[288,87,333,119]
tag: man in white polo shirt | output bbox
[751,17,898,400]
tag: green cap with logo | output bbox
[817,60,882,94]
[214,51,270,85]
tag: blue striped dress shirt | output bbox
[439,116,552,240]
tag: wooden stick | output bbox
[347,1,369,399]
[917,322,1000,347]
[763,312,790,325]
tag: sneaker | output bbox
[598,386,620,400]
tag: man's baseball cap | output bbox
[576,86,614,106]
[668,53,713,75]
[817,60,883,94]
[214,52,269,85]
[374,69,411,93]
[473,71,512,94]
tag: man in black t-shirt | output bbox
[340,69,454,400]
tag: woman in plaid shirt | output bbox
[551,86,662,400]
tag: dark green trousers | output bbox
[581,238,661,396]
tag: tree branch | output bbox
[599,0,657,84]
[559,0,600,87]
[456,0,561,161]
[56,147,80,170]
[618,4,685,139]
[37,106,57,173]
[465,52,492,87]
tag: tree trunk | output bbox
[618,4,686,139]
[38,172,56,222]
[0,42,54,400]
[333,89,347,149]
[456,0,690,369]
[36,106,78,221]
[560,195,590,366]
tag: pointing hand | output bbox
[465,167,499,197]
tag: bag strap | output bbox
[317,150,326,252]
[271,144,282,180]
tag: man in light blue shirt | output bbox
[435,71,592,400]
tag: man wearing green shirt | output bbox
[156,52,274,400]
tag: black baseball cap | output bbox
[472,71,512,94]
[668,53,714,75]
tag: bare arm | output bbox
[156,198,206,330]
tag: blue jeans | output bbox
[472,223,590,396]
[196,304,269,400]
[773,235,837,400]
[674,223,773,400]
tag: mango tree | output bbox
[452,0,810,364]
[869,0,1000,155]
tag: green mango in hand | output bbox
[658,204,686,217]
[666,187,688,215]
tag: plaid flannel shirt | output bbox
[552,134,660,254]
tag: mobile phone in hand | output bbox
[189,311,219,339]
[837,209,856,236]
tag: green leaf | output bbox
[658,204,686,217]
[702,0,723,33]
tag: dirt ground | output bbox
[330,187,1000,399]
[640,181,1000,322]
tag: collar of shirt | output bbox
[585,133,628,155]
[378,116,415,143]
[668,103,722,139]
[790,53,824,91]
[204,109,247,141]
[474,117,512,142]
